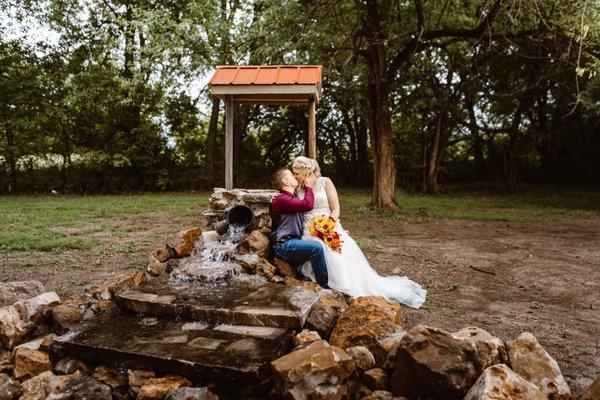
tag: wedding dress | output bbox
[297,177,427,308]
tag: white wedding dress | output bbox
[297,177,427,308]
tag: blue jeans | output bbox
[274,239,328,286]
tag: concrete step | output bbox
[53,308,293,388]
[115,276,322,329]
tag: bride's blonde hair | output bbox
[292,156,321,178]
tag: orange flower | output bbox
[307,215,343,253]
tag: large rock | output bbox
[0,306,27,350]
[345,346,376,372]
[53,357,91,375]
[364,368,388,391]
[45,371,112,400]
[237,230,270,259]
[165,227,202,258]
[230,253,276,280]
[152,245,177,263]
[14,292,61,324]
[12,348,52,381]
[464,364,546,400]
[386,324,506,400]
[51,296,89,334]
[0,282,45,308]
[273,258,298,279]
[293,329,322,350]
[507,332,571,400]
[147,254,168,276]
[138,375,192,400]
[271,340,356,400]
[92,365,128,389]
[39,334,57,353]
[0,347,12,374]
[453,326,508,367]
[329,296,403,365]
[13,337,45,352]
[580,372,600,400]
[128,369,156,394]
[0,292,61,349]
[284,276,324,292]
[165,387,219,400]
[92,271,147,301]
[19,370,54,400]
[306,291,347,338]
[361,390,407,400]
[239,190,277,204]
[0,372,23,400]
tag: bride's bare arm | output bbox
[324,178,340,221]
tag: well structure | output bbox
[209,65,323,189]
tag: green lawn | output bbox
[341,188,600,222]
[0,192,210,252]
[1,188,599,253]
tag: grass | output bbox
[0,192,210,253]
[566,347,588,358]
[340,188,600,222]
[0,187,599,254]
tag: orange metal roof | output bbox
[210,65,322,85]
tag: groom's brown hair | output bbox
[271,168,289,190]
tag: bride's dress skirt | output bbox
[300,220,427,309]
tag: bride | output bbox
[292,156,427,309]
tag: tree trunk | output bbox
[4,121,17,193]
[355,99,370,183]
[123,4,134,81]
[361,0,398,208]
[60,121,71,191]
[506,100,528,187]
[366,80,398,208]
[342,109,358,175]
[122,2,144,189]
[421,114,442,193]
[465,93,486,179]
[538,88,557,178]
[206,97,220,179]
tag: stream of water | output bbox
[170,224,247,283]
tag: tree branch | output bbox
[388,0,504,81]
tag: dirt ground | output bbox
[2,215,599,396]
[352,217,600,397]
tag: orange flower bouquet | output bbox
[307,215,343,253]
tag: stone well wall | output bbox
[203,188,278,231]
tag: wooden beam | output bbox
[225,95,234,189]
[211,84,319,98]
[308,98,316,158]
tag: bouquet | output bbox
[307,215,343,253]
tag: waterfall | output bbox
[170,224,247,283]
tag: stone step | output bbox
[53,308,293,388]
[115,276,322,329]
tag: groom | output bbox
[269,168,329,286]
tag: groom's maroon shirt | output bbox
[269,187,314,245]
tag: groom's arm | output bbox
[271,187,314,215]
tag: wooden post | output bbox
[308,97,316,158]
[225,95,234,189]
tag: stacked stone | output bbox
[2,269,595,399]
[269,295,584,400]
[203,188,278,231]
[0,276,219,400]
